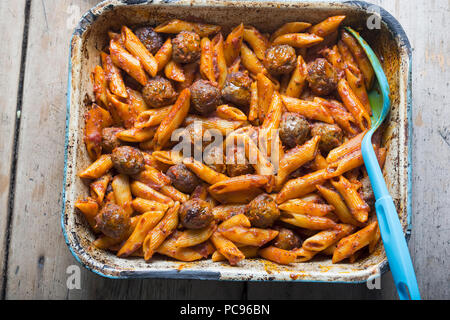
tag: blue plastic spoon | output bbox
[345,27,420,300]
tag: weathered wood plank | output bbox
[0,0,27,295]
[4,0,244,299]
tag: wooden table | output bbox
[1,0,448,300]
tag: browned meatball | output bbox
[203,145,226,174]
[279,112,310,149]
[221,72,252,107]
[179,198,213,229]
[264,45,297,75]
[166,164,200,194]
[101,127,124,154]
[142,76,177,108]
[307,58,338,96]
[95,203,130,239]
[246,193,280,228]
[134,26,164,55]
[190,80,221,115]
[273,227,302,250]
[111,146,144,175]
[172,31,201,64]
[226,146,254,177]
[311,122,343,154]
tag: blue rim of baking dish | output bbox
[61,0,413,282]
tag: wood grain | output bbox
[0,0,27,295]
[2,0,450,299]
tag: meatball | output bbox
[179,198,213,229]
[111,146,144,175]
[246,193,280,228]
[307,58,338,96]
[264,45,297,75]
[226,146,254,177]
[203,145,226,174]
[142,76,177,108]
[101,127,124,154]
[95,203,130,239]
[134,26,164,55]
[279,112,310,149]
[273,227,302,250]
[166,164,200,194]
[311,123,343,154]
[172,31,201,64]
[221,72,253,107]
[190,80,221,115]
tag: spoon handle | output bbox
[362,138,421,300]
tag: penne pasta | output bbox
[340,30,374,89]
[279,199,334,217]
[331,176,369,223]
[117,210,165,257]
[224,23,244,66]
[276,169,328,204]
[90,173,111,204]
[216,105,247,121]
[316,185,362,226]
[84,104,113,160]
[134,106,172,129]
[285,55,308,98]
[276,136,320,188]
[212,33,228,88]
[332,221,378,263]
[92,65,108,107]
[272,33,323,48]
[243,26,269,60]
[154,19,221,37]
[110,39,148,86]
[211,232,245,266]
[79,154,113,179]
[112,173,133,216]
[281,95,334,124]
[240,43,267,75]
[164,60,185,82]
[155,38,173,72]
[309,15,346,38]
[220,226,278,247]
[173,223,217,248]
[270,22,312,42]
[75,197,99,230]
[212,246,258,262]
[183,157,228,185]
[256,73,275,123]
[130,180,174,206]
[153,88,191,150]
[337,78,371,130]
[212,204,248,221]
[345,65,371,115]
[131,197,169,214]
[280,212,337,230]
[142,202,180,260]
[116,126,156,142]
[121,26,158,77]
[259,246,297,265]
[200,37,217,84]
[101,52,128,98]
[302,223,356,251]
[293,247,319,262]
